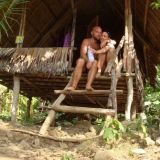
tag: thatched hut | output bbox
[0,0,160,128]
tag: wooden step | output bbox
[67,73,135,80]
[53,105,115,116]
[54,89,123,95]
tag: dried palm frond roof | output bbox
[0,48,70,76]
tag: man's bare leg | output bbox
[86,60,97,90]
[67,58,85,90]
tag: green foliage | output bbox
[0,0,29,40]
[151,0,160,9]
[0,84,46,125]
[103,119,125,143]
[61,153,74,160]
[126,117,148,137]
[144,66,160,129]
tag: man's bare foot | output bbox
[66,86,75,91]
[85,86,94,91]
[96,72,101,78]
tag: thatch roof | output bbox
[0,48,70,75]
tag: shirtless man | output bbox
[67,26,102,91]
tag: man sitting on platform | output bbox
[67,26,102,91]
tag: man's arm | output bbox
[80,39,89,62]
[90,46,110,54]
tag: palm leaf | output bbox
[0,0,29,41]
[151,0,160,9]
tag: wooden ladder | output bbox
[39,36,125,135]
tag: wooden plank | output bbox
[53,105,115,116]
[54,90,123,95]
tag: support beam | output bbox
[54,90,123,95]
[125,77,133,120]
[11,76,20,123]
[53,105,115,116]
[111,68,117,118]
[125,0,134,121]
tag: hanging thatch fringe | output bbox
[0,47,72,76]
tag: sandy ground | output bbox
[0,120,160,160]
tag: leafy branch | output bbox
[0,0,29,40]
[151,0,160,9]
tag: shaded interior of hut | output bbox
[1,0,160,86]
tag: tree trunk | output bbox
[26,97,32,119]
[11,76,20,123]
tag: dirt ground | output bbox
[0,120,159,160]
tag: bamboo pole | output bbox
[11,76,20,123]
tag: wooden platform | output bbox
[0,73,141,112]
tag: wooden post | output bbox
[11,76,20,123]
[125,77,133,120]
[106,37,124,111]
[123,0,129,72]
[131,104,137,120]
[26,97,32,119]
[124,0,134,121]
[39,76,73,135]
[111,67,117,118]
[69,0,77,68]
[11,5,26,123]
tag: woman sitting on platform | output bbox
[91,32,116,77]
